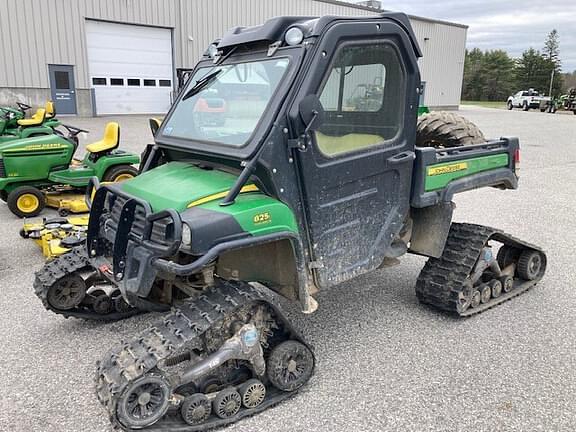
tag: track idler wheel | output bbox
[181,393,211,425]
[267,340,314,392]
[470,290,481,308]
[213,387,241,419]
[490,279,503,298]
[517,250,543,280]
[501,275,514,293]
[116,374,171,429]
[239,379,266,409]
[46,274,86,310]
[479,284,492,304]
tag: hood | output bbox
[119,161,249,212]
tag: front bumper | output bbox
[87,183,182,301]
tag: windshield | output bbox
[162,57,290,147]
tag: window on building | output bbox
[110,78,124,86]
[159,79,171,87]
[127,79,140,86]
[143,79,156,87]
[315,42,405,157]
[92,77,107,86]
[54,71,70,89]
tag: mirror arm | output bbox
[220,135,269,207]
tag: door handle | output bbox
[387,151,415,165]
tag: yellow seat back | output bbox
[45,101,55,119]
[86,122,120,154]
[315,131,384,156]
[17,108,46,127]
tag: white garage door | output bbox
[86,20,173,115]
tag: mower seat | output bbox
[17,108,46,127]
[86,122,120,154]
[45,101,56,119]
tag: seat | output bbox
[17,108,46,127]
[315,131,384,156]
[86,122,120,154]
[45,101,56,119]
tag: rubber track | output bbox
[33,247,139,321]
[95,280,282,430]
[415,223,546,317]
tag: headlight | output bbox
[181,223,192,248]
[285,27,304,46]
[207,43,219,58]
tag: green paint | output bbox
[119,161,299,237]
[418,105,430,115]
[0,133,139,192]
[120,161,244,212]
[199,193,299,236]
[425,153,509,191]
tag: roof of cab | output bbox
[217,13,422,58]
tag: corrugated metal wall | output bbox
[0,0,467,108]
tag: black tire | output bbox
[573,110,576,115]
[517,250,543,281]
[540,108,546,112]
[267,340,314,392]
[522,101,529,111]
[507,101,513,110]
[416,111,486,148]
[7,185,46,218]
[102,164,138,182]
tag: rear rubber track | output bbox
[95,279,313,431]
[415,223,546,317]
[33,247,141,321]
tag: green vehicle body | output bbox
[0,108,61,142]
[0,132,139,194]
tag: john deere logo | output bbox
[253,212,271,224]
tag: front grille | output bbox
[101,192,174,247]
[0,159,5,178]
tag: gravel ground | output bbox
[1,106,575,432]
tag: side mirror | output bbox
[299,94,324,133]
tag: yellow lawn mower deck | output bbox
[20,215,89,259]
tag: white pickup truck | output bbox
[507,89,550,111]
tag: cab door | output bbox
[290,20,420,288]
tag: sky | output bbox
[349,1,576,72]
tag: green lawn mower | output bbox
[0,101,61,142]
[0,121,139,217]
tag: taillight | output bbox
[514,148,520,174]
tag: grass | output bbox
[460,100,506,109]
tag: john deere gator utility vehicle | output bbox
[1,122,139,217]
[34,13,546,431]
[0,101,61,142]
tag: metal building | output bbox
[0,0,467,116]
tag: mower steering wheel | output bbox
[17,102,31,112]
[60,124,90,137]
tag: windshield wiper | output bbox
[182,69,222,100]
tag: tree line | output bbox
[462,30,572,101]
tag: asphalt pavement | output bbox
[0,105,575,431]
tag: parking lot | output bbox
[0,105,575,431]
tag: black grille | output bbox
[101,193,174,246]
[0,159,5,178]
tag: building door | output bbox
[85,20,173,115]
[48,65,77,114]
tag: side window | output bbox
[315,43,405,157]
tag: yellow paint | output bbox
[5,143,67,152]
[427,162,468,176]
[86,122,120,153]
[113,173,135,182]
[186,184,259,208]
[45,193,89,214]
[253,211,271,224]
[16,193,40,213]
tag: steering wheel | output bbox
[17,102,31,112]
[60,124,90,137]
